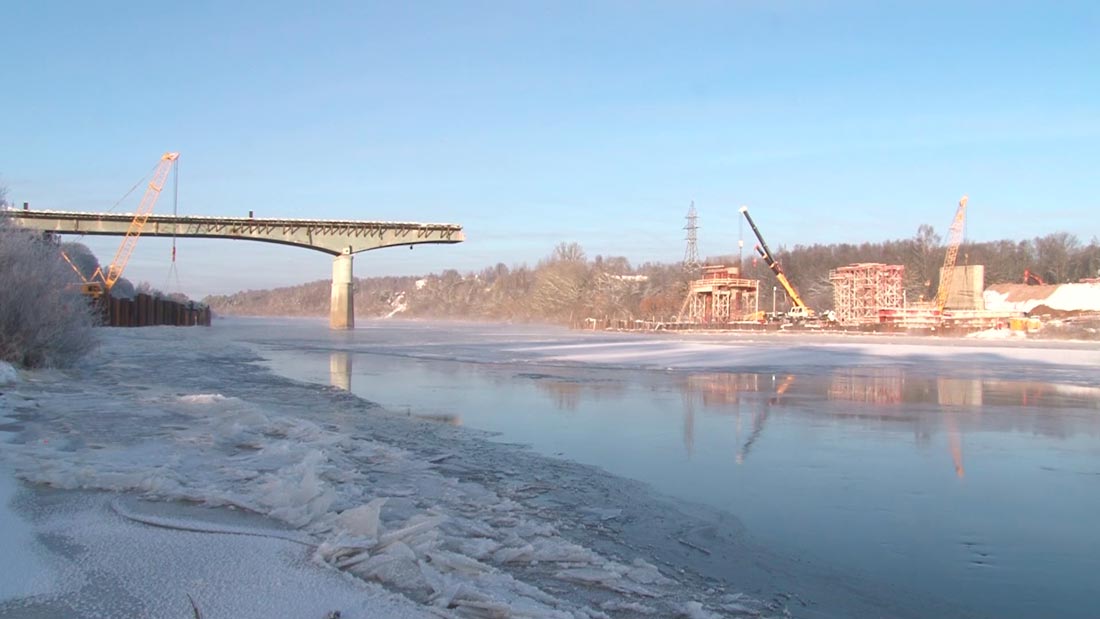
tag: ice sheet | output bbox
[0,327,778,619]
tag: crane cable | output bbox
[65,160,158,244]
[61,158,161,282]
[163,160,181,294]
[105,159,160,214]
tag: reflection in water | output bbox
[676,373,792,464]
[686,373,761,406]
[513,366,1100,477]
[318,346,1098,488]
[682,390,695,454]
[736,375,794,465]
[828,367,904,404]
[329,352,352,391]
[945,406,965,478]
[525,373,627,411]
[328,351,462,424]
[938,378,983,407]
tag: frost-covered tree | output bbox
[0,216,98,367]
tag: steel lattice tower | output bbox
[683,201,701,272]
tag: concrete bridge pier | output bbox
[330,249,354,329]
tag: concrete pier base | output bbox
[330,251,354,329]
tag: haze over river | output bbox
[250,318,1100,619]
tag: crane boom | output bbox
[739,206,812,317]
[61,152,179,299]
[934,195,968,313]
[99,152,179,290]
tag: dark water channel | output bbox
[240,319,1100,619]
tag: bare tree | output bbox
[908,224,942,300]
[1034,232,1080,284]
[552,242,586,263]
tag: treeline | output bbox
[204,243,689,324]
[774,228,1100,311]
[204,231,1100,323]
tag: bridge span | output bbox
[7,208,465,329]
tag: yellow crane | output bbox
[739,206,814,319]
[934,195,968,313]
[63,152,179,298]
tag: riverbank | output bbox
[5,322,1097,618]
[1,336,806,619]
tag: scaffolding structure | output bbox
[678,265,760,323]
[829,263,905,326]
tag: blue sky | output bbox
[2,1,1098,298]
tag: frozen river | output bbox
[253,318,1100,619]
[2,317,1098,619]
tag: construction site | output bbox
[659,196,1100,336]
[10,152,212,328]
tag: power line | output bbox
[683,201,701,272]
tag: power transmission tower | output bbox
[683,201,701,273]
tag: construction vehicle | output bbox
[63,152,179,299]
[933,195,968,313]
[1023,269,1045,286]
[738,206,815,320]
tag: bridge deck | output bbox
[6,209,465,255]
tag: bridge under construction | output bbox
[10,208,465,329]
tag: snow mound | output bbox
[985,282,1100,314]
[178,393,231,404]
[0,362,17,387]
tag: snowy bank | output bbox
[984,282,1100,314]
[0,362,17,387]
[0,329,792,619]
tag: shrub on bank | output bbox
[0,216,97,367]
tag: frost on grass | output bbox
[0,217,97,368]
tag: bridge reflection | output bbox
[328,352,462,425]
[329,351,352,391]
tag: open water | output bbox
[240,318,1100,619]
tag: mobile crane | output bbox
[739,206,815,320]
[933,195,968,314]
[63,152,179,299]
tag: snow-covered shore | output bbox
[0,336,795,619]
[5,323,1094,618]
